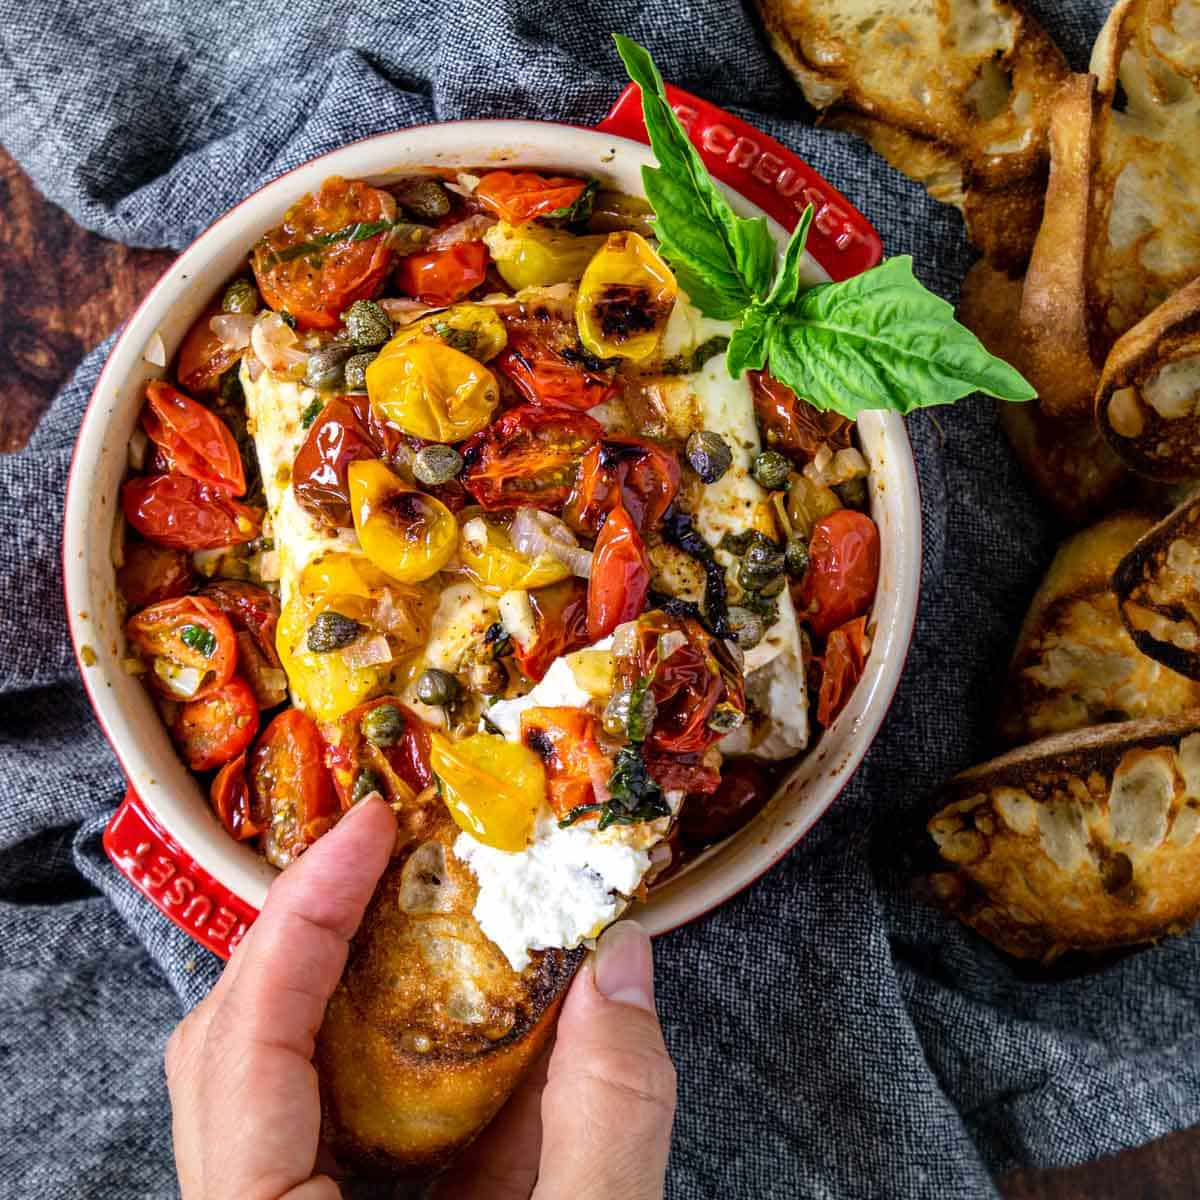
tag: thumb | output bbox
[533,921,677,1200]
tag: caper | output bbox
[835,475,869,510]
[412,445,463,487]
[360,702,404,747]
[394,177,451,221]
[744,540,785,577]
[603,686,658,741]
[221,279,259,315]
[416,668,459,707]
[685,430,733,484]
[726,606,765,649]
[785,535,810,579]
[751,450,792,491]
[719,530,756,556]
[306,611,361,653]
[344,300,393,349]
[707,703,745,734]
[758,574,785,599]
[351,767,384,805]
[343,351,376,391]
[304,342,354,391]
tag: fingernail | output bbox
[593,920,655,1012]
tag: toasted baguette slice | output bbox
[997,513,1200,746]
[1096,276,1200,481]
[929,714,1200,960]
[958,257,1125,522]
[316,809,582,1179]
[1114,490,1200,681]
[754,0,1068,270]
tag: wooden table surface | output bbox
[5,144,1199,1198]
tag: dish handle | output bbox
[103,787,258,960]
[595,83,882,280]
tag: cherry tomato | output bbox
[117,541,195,610]
[615,611,745,755]
[292,395,400,529]
[395,242,488,307]
[576,232,677,361]
[749,370,852,460]
[513,578,590,683]
[210,753,266,841]
[324,697,433,809]
[348,459,457,583]
[565,434,680,536]
[679,759,774,848]
[816,616,870,727]
[495,330,615,411]
[252,176,396,330]
[172,676,260,771]
[176,304,240,395]
[250,709,339,867]
[587,503,650,642]
[461,405,603,512]
[798,510,880,638]
[475,171,589,224]
[140,382,246,494]
[122,474,262,550]
[199,582,285,708]
[643,749,721,797]
[520,707,611,819]
[125,595,237,701]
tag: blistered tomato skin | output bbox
[587,503,650,642]
[117,542,196,610]
[458,518,570,596]
[366,340,498,442]
[576,232,678,361]
[347,459,457,584]
[430,732,546,851]
[125,595,238,701]
[565,435,681,536]
[474,171,588,224]
[210,753,265,841]
[176,304,240,395]
[395,242,488,307]
[495,331,616,411]
[122,474,262,550]
[381,302,508,363]
[172,676,260,771]
[513,578,591,683]
[799,510,881,639]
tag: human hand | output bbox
[166,795,677,1200]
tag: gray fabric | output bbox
[2,2,1196,1197]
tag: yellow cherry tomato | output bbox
[276,594,383,722]
[366,340,498,442]
[377,302,508,363]
[430,732,545,851]
[482,221,606,291]
[576,231,678,362]
[348,460,457,584]
[458,516,570,596]
[299,551,393,601]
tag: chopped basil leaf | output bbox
[300,398,324,429]
[179,624,217,658]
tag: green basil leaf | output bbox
[766,256,1037,418]
[763,204,813,311]
[542,179,598,224]
[300,398,324,429]
[179,624,217,658]
[726,305,773,377]
[614,35,777,319]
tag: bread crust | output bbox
[316,812,583,1179]
[929,714,1200,960]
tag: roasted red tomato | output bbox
[125,595,237,701]
[324,697,433,808]
[565,434,680,535]
[513,578,590,683]
[587,503,650,642]
[117,541,195,610]
[175,304,240,395]
[475,171,588,224]
[122,474,262,550]
[291,394,405,529]
[199,581,285,708]
[172,676,260,771]
[520,706,612,819]
[749,370,852,460]
[461,405,603,512]
[251,176,396,330]
[209,753,266,841]
[816,616,870,727]
[616,611,745,755]
[250,709,339,867]
[395,242,488,307]
[679,758,774,847]
[798,509,880,638]
[643,749,721,797]
[494,331,615,411]
[141,382,246,495]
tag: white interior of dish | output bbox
[63,120,921,927]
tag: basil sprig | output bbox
[613,36,1036,418]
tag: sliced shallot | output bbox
[251,313,309,374]
[428,214,497,250]
[209,312,257,350]
[510,507,593,578]
[341,634,393,670]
